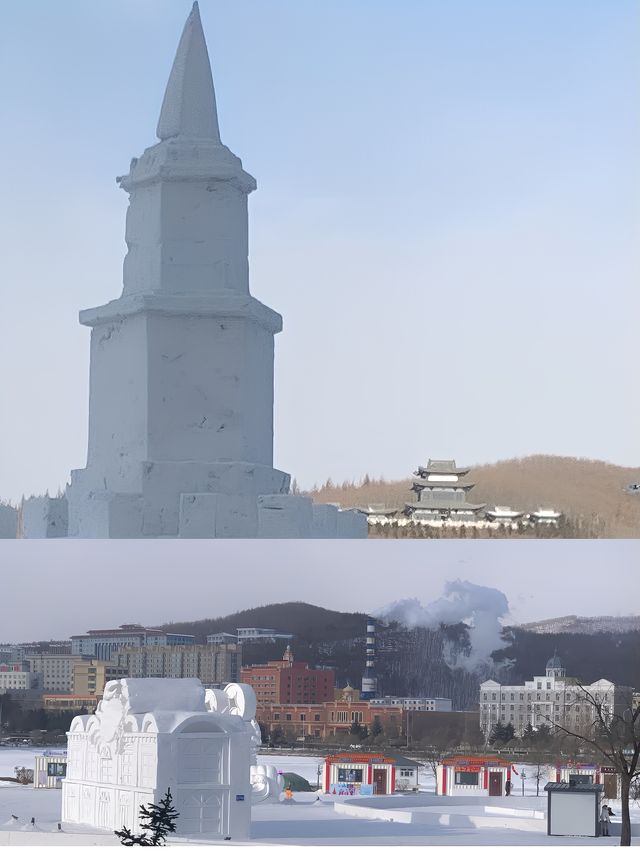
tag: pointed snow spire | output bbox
[156,2,221,142]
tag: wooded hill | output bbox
[161,601,639,709]
[162,601,367,645]
[304,455,640,538]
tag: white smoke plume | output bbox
[374,579,510,670]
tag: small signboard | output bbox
[359,784,374,796]
[330,783,357,796]
[235,794,245,802]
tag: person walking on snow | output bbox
[600,802,611,837]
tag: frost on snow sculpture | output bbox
[62,678,265,839]
[19,2,366,540]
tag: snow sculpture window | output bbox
[178,738,221,785]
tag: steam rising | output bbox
[374,579,510,670]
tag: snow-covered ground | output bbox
[1,748,638,846]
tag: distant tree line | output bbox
[0,694,83,737]
[368,515,606,539]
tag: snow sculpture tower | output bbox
[25,2,367,539]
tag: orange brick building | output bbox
[256,697,404,741]
[240,647,335,706]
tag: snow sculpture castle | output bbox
[20,3,365,539]
[62,678,273,839]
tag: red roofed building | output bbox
[240,646,335,706]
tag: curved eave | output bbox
[414,467,471,477]
[404,502,486,513]
[485,511,525,520]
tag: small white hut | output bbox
[61,678,257,840]
[34,751,68,789]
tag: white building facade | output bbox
[25,655,87,694]
[0,670,42,691]
[479,655,631,738]
[369,696,453,712]
[71,626,195,660]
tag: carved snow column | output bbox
[66,2,289,537]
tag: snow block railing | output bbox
[333,802,412,824]
[334,797,547,833]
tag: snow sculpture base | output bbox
[62,678,253,840]
[22,486,366,538]
[0,504,18,538]
[20,497,67,538]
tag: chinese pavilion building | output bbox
[405,459,485,521]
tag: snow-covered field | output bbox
[1,748,638,846]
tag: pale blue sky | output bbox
[0,0,638,502]
[0,539,637,641]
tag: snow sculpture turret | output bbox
[205,684,283,803]
[62,678,254,839]
[21,2,365,539]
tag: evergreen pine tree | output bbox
[349,720,364,738]
[370,718,383,738]
[115,788,179,846]
[488,721,506,745]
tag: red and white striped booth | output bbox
[553,762,620,799]
[437,755,513,796]
[323,752,399,795]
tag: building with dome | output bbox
[479,654,632,739]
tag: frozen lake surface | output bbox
[1,747,638,846]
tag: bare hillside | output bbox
[305,455,640,538]
[517,614,640,634]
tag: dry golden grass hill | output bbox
[304,455,640,538]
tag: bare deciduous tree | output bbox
[545,684,639,847]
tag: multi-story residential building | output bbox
[370,696,453,712]
[42,694,100,713]
[206,633,239,645]
[0,663,29,673]
[112,643,240,687]
[240,647,334,706]
[236,628,294,644]
[0,642,72,664]
[0,668,43,691]
[71,625,195,660]
[72,660,129,696]
[24,654,89,694]
[0,646,21,665]
[479,654,633,738]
